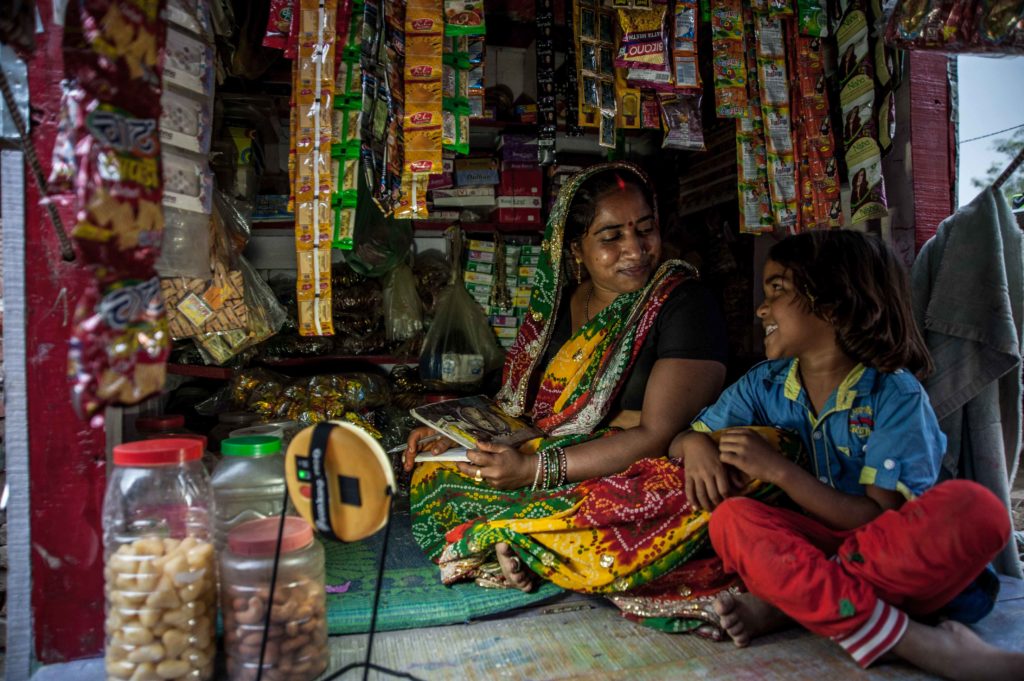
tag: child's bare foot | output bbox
[713,591,793,646]
[496,542,534,592]
[890,619,1024,681]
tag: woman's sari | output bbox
[410,162,800,637]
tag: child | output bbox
[670,230,1022,680]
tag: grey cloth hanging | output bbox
[911,186,1023,578]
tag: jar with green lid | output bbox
[211,435,287,551]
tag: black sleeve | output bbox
[655,281,729,364]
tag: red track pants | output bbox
[708,480,1011,667]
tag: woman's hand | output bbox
[456,440,535,490]
[403,426,457,472]
[679,432,734,511]
[716,428,793,486]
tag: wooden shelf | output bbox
[413,220,544,233]
[166,363,235,380]
[259,354,419,368]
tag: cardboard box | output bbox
[428,172,455,190]
[465,260,493,274]
[431,186,496,207]
[466,238,496,252]
[500,169,543,197]
[467,249,495,262]
[496,196,542,209]
[493,206,542,225]
[454,157,499,186]
[463,271,494,286]
[492,325,519,339]
[489,314,520,328]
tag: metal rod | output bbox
[993,144,1024,191]
[0,64,75,261]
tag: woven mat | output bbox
[322,505,563,634]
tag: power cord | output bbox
[255,483,426,681]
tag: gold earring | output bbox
[574,257,584,284]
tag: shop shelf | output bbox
[166,363,235,380]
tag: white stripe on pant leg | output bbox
[835,600,909,668]
[836,599,886,652]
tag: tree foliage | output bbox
[971,127,1024,207]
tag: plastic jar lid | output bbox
[229,425,285,440]
[113,438,204,466]
[228,516,313,557]
[135,414,186,432]
[221,435,282,457]
[218,411,257,425]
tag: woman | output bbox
[405,163,751,636]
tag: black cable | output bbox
[361,492,393,681]
[254,481,294,681]
[252,464,424,681]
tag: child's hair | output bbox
[768,230,933,377]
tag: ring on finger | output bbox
[474,468,483,483]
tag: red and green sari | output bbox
[410,162,800,636]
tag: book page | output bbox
[410,395,542,450]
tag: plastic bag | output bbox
[156,207,213,279]
[383,263,424,342]
[346,190,414,277]
[193,255,288,364]
[418,284,504,385]
[418,229,503,386]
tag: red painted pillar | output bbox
[909,52,956,252]
[26,3,108,662]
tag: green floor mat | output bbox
[322,504,563,634]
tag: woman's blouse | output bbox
[541,280,729,413]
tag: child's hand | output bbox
[680,433,733,511]
[717,428,790,485]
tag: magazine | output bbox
[409,395,543,450]
[413,447,470,463]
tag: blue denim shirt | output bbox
[692,359,946,500]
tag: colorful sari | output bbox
[410,162,800,636]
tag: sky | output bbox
[957,55,1024,207]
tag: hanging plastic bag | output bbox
[418,229,504,386]
[383,262,424,342]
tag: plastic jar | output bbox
[212,436,287,551]
[208,411,260,453]
[221,517,328,681]
[230,419,301,448]
[102,438,217,681]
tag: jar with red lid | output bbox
[221,517,328,681]
[102,438,217,681]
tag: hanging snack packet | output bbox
[444,0,485,35]
[395,172,431,220]
[673,0,701,91]
[797,0,829,36]
[69,277,170,420]
[710,0,748,118]
[659,93,705,151]
[264,0,295,50]
[294,0,338,336]
[837,0,887,223]
[616,4,670,70]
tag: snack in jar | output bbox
[221,517,329,681]
[103,438,217,681]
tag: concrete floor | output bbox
[28,576,1024,681]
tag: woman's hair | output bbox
[768,230,933,377]
[564,166,656,245]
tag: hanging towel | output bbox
[911,186,1023,578]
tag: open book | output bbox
[410,395,543,452]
